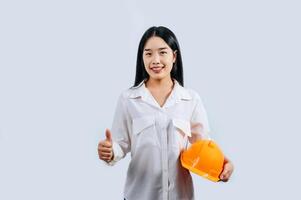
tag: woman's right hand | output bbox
[98,129,114,162]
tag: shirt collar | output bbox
[128,79,192,105]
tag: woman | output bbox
[98,26,234,200]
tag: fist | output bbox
[219,159,234,182]
[98,129,114,162]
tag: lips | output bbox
[150,66,165,73]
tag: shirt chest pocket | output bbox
[132,116,159,151]
[171,118,191,150]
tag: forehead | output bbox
[144,36,171,50]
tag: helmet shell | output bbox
[180,140,224,182]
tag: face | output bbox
[143,36,177,81]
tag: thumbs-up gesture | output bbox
[98,129,114,162]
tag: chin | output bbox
[149,74,169,80]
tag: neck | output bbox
[145,77,174,91]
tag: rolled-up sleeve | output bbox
[107,93,131,166]
[189,93,211,143]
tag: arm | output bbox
[189,92,234,181]
[189,93,211,144]
[99,93,131,165]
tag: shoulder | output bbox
[181,86,208,111]
[181,86,203,102]
[116,86,140,101]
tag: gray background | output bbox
[0,0,300,199]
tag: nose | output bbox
[152,53,160,65]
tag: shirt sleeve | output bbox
[106,93,131,166]
[189,93,211,144]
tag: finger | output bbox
[98,141,110,148]
[221,178,229,182]
[100,147,112,153]
[100,155,112,161]
[219,174,227,181]
[98,147,112,154]
[220,171,231,182]
[98,147,111,154]
[220,168,229,177]
[226,170,233,179]
[100,155,112,160]
[103,141,112,148]
[219,170,228,180]
[98,141,112,148]
[222,165,233,178]
[223,173,230,181]
[105,129,112,142]
[99,152,111,159]
[98,145,112,155]
[100,152,112,157]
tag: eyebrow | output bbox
[144,47,168,51]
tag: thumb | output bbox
[105,129,112,142]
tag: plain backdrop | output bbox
[0,0,300,199]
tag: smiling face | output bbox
[143,36,177,82]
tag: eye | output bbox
[160,51,167,55]
[145,52,151,56]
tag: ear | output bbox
[173,50,177,63]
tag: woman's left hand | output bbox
[219,158,234,182]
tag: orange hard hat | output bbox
[180,139,224,182]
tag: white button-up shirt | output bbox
[107,79,210,200]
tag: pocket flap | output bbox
[132,116,155,135]
[172,118,191,137]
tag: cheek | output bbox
[163,58,174,69]
[143,57,151,66]
[165,66,173,74]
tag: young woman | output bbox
[98,26,234,200]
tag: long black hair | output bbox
[133,26,184,87]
